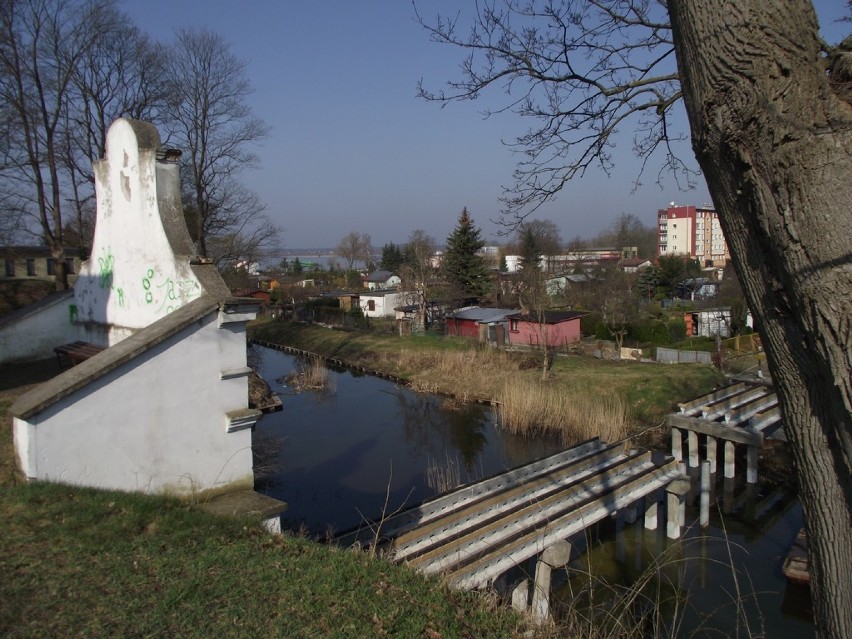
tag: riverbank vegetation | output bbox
[249,319,725,445]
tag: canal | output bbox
[251,344,813,636]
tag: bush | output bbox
[594,321,612,340]
[580,311,601,336]
[668,319,687,342]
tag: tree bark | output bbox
[669,2,852,636]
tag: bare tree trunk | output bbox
[670,2,852,636]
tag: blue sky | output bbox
[121,1,849,249]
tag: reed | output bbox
[496,380,631,445]
[425,454,462,495]
[285,355,333,392]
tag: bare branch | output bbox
[415,0,692,227]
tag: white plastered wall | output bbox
[13,306,254,495]
[74,119,201,345]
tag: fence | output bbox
[656,347,713,364]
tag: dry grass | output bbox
[496,380,632,445]
[425,454,462,495]
[284,355,333,392]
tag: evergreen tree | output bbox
[380,242,404,273]
[442,207,488,302]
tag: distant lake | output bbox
[276,255,374,272]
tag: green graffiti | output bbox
[97,249,115,289]
[142,266,198,314]
[117,287,125,307]
[69,304,78,323]
[143,268,154,304]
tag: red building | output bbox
[507,311,584,349]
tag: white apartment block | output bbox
[657,204,730,266]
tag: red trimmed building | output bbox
[657,204,730,267]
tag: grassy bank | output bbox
[249,319,725,440]
[0,367,525,639]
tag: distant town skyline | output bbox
[120,1,847,249]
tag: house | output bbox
[545,273,593,297]
[619,257,652,273]
[364,270,400,290]
[684,308,732,338]
[507,310,585,349]
[359,289,404,318]
[1,246,84,281]
[445,307,517,346]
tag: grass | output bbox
[497,380,631,445]
[0,363,528,639]
[0,482,524,639]
[250,319,725,436]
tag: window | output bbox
[65,258,75,274]
[4,259,14,277]
[46,259,55,275]
[510,319,519,332]
[367,300,375,312]
[26,259,36,276]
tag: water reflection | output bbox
[250,345,561,534]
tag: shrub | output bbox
[668,319,687,342]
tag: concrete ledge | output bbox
[199,489,287,520]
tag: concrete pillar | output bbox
[706,435,717,474]
[724,440,736,479]
[722,476,736,514]
[666,478,691,539]
[687,430,699,468]
[700,460,712,528]
[531,541,573,624]
[511,579,529,613]
[623,502,638,524]
[746,445,759,484]
[644,495,659,530]
[671,427,682,461]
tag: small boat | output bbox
[782,527,810,586]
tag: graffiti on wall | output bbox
[96,247,126,309]
[142,267,199,315]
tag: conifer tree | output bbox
[442,207,488,303]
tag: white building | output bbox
[657,203,730,267]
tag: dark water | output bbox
[251,345,813,636]
[551,481,813,637]
[250,345,562,535]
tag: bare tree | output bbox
[0,0,119,288]
[335,231,372,271]
[417,1,852,635]
[400,229,436,332]
[163,27,275,264]
[516,218,562,271]
[62,16,166,254]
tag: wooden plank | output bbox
[702,386,766,420]
[448,461,682,589]
[666,414,764,446]
[392,448,642,562]
[724,392,777,425]
[749,405,782,432]
[334,438,610,548]
[407,455,659,575]
[678,382,748,415]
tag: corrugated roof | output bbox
[448,307,517,323]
